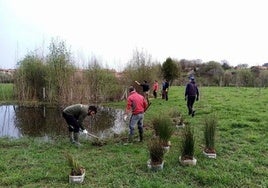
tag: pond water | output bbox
[0,105,127,139]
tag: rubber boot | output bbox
[192,110,195,117]
[188,108,192,115]
[128,134,133,143]
[139,132,143,142]
[69,132,75,143]
[74,132,81,146]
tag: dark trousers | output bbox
[187,96,196,115]
[62,112,80,133]
[153,90,157,98]
[162,90,168,101]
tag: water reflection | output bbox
[0,105,21,138]
[0,105,127,139]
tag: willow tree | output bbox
[45,38,75,104]
[14,54,46,102]
[123,49,159,94]
[161,57,179,86]
[85,58,122,103]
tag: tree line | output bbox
[2,39,268,106]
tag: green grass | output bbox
[0,83,14,102]
[0,86,268,187]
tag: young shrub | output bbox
[148,138,165,165]
[168,107,181,118]
[180,124,195,160]
[204,114,217,153]
[168,108,186,127]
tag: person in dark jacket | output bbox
[185,76,199,117]
[162,79,169,101]
[135,80,150,103]
[62,104,97,145]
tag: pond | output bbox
[0,105,127,140]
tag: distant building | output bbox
[0,69,15,76]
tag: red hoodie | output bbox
[126,91,147,115]
[153,82,159,91]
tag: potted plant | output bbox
[179,124,197,165]
[203,114,217,158]
[65,153,85,183]
[152,116,174,152]
[147,138,165,171]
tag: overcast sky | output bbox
[1,0,268,71]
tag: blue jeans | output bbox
[129,113,144,135]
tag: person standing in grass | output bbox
[124,86,148,142]
[185,76,199,117]
[62,104,97,146]
[162,79,169,101]
[153,80,159,98]
[135,80,150,103]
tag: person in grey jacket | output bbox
[62,104,97,145]
[185,76,199,117]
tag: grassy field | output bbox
[0,86,267,187]
[0,83,14,102]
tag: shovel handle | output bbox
[87,132,100,139]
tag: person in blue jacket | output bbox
[162,79,169,101]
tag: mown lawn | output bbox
[0,86,267,187]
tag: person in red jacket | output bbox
[124,86,148,142]
[153,80,159,98]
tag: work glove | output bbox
[68,124,74,129]
[196,97,199,101]
[123,114,128,121]
[82,129,88,135]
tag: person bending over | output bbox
[63,104,97,146]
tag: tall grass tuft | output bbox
[65,153,84,176]
[180,124,195,160]
[148,138,165,164]
[204,114,217,152]
[152,116,174,145]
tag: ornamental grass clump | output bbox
[152,116,174,146]
[180,124,195,160]
[65,153,85,176]
[148,138,165,165]
[204,114,217,153]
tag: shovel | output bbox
[86,132,100,140]
[86,132,107,146]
